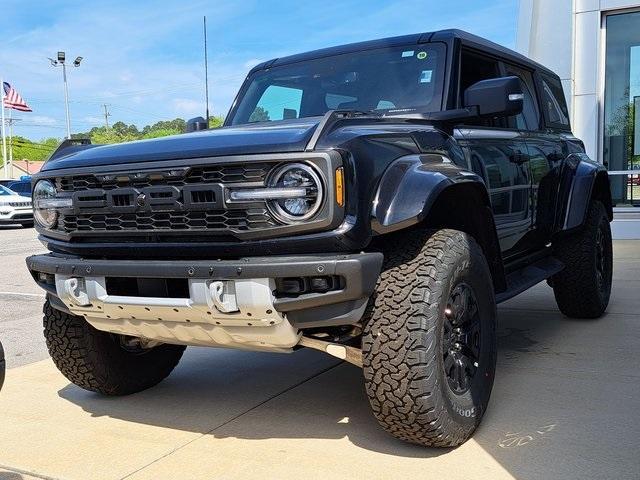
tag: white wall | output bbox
[517,0,574,108]
[517,0,640,162]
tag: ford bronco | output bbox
[26,30,613,447]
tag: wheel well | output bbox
[421,183,506,292]
[592,171,613,221]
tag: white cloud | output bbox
[82,116,104,125]
[172,98,204,116]
[244,58,265,70]
[28,115,57,125]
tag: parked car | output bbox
[0,185,33,227]
[26,29,612,448]
[0,177,32,197]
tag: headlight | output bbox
[267,163,323,223]
[33,180,59,228]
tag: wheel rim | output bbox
[595,225,606,292]
[442,283,481,395]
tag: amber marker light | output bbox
[335,167,345,207]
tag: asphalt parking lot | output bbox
[0,226,639,480]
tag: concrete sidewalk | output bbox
[0,242,639,480]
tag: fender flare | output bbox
[557,153,612,232]
[371,154,488,234]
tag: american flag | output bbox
[2,82,32,112]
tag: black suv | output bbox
[27,30,613,447]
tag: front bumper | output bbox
[0,207,32,224]
[27,252,383,350]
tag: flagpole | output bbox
[0,77,7,180]
[8,108,13,178]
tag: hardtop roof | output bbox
[250,29,558,79]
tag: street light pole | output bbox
[62,61,71,138]
[49,52,82,139]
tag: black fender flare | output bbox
[371,154,489,234]
[557,153,612,232]
[370,153,505,291]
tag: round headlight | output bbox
[33,180,58,229]
[268,163,323,223]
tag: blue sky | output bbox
[1,0,519,141]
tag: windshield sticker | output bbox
[417,51,428,60]
[401,50,415,58]
[419,70,433,83]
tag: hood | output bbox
[42,118,323,172]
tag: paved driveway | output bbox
[0,227,638,480]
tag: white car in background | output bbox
[0,184,33,227]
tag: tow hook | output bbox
[62,277,91,306]
[209,281,239,313]
[298,336,363,367]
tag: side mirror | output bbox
[186,117,208,133]
[464,76,523,117]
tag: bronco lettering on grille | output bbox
[72,184,224,213]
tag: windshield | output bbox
[229,43,446,125]
[0,185,16,196]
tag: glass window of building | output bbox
[603,10,640,207]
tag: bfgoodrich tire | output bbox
[43,300,185,395]
[362,228,497,448]
[552,201,612,318]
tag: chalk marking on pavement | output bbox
[0,291,45,298]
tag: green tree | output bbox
[248,106,269,123]
[141,128,182,139]
[208,115,225,128]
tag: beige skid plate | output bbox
[55,274,301,352]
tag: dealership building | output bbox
[518,0,640,238]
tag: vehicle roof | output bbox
[251,29,558,79]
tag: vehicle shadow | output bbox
[57,281,639,475]
[58,346,448,458]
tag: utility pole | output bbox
[203,16,210,127]
[102,104,111,129]
[7,115,21,178]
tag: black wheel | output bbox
[43,300,186,395]
[552,200,612,318]
[362,228,497,448]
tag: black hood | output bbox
[42,118,322,172]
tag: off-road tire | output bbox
[0,340,5,391]
[43,300,186,395]
[363,228,497,448]
[552,200,612,318]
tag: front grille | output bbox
[51,162,281,238]
[55,164,272,192]
[60,209,276,232]
[9,201,31,207]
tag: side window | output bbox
[540,75,570,129]
[504,64,540,131]
[250,85,302,122]
[459,49,506,128]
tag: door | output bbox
[455,49,533,257]
[504,64,565,246]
